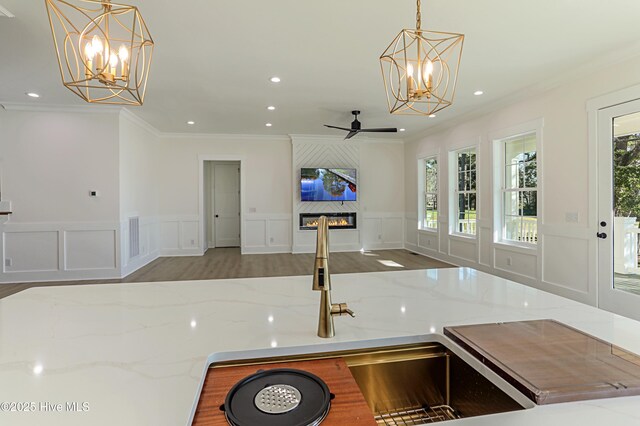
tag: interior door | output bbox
[597,99,640,320]
[214,163,240,247]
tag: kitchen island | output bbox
[1,268,639,425]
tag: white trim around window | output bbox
[449,145,478,237]
[490,118,544,250]
[417,154,439,231]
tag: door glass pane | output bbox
[613,111,640,295]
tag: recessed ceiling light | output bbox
[429,114,436,118]
[265,123,273,127]
[269,77,281,83]
[187,121,195,125]
[474,90,484,96]
[267,106,276,110]
[399,128,406,132]
[26,92,40,98]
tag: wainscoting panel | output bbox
[449,237,477,262]
[244,219,267,249]
[3,231,59,273]
[0,222,121,283]
[65,230,117,270]
[268,218,291,248]
[542,234,590,295]
[160,221,180,250]
[158,216,203,256]
[417,230,439,253]
[494,245,537,280]
[120,217,160,278]
[243,214,292,253]
[381,217,404,246]
[479,226,493,267]
[181,221,200,249]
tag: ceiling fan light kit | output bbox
[380,0,464,116]
[45,0,154,106]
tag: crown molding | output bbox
[407,41,640,145]
[120,108,162,138]
[160,132,291,142]
[0,101,121,114]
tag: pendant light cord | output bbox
[416,0,421,30]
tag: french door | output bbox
[597,99,640,320]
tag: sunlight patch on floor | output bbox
[378,260,405,268]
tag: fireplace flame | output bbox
[306,218,350,228]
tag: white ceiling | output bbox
[2,0,640,138]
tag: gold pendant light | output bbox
[45,0,154,106]
[380,0,464,115]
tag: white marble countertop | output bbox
[1,267,640,425]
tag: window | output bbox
[500,132,537,244]
[453,148,477,235]
[423,157,438,229]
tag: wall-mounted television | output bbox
[301,168,357,201]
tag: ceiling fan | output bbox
[324,110,398,140]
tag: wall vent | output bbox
[129,217,140,259]
[0,5,14,18]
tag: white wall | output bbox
[0,107,121,282]
[404,53,640,307]
[155,134,293,255]
[291,136,405,253]
[118,111,160,276]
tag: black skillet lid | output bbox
[223,368,331,426]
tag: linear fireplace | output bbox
[300,212,357,230]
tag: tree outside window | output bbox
[424,157,438,229]
[455,148,476,235]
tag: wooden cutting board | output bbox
[192,357,376,425]
[444,320,640,405]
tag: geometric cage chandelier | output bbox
[380,0,464,116]
[45,0,154,106]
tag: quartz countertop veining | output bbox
[1,268,640,425]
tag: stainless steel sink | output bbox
[203,338,529,425]
[343,342,524,425]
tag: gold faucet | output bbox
[312,216,355,338]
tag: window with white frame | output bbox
[500,132,538,244]
[423,157,438,229]
[453,148,477,235]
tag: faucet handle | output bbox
[331,303,355,318]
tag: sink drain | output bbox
[223,368,331,426]
[255,384,302,414]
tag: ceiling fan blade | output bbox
[344,131,360,140]
[360,128,398,133]
[324,125,353,131]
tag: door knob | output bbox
[597,232,607,239]
[215,214,219,218]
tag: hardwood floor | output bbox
[0,249,453,300]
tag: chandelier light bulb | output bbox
[406,63,414,77]
[91,35,103,54]
[84,42,95,59]
[425,60,433,76]
[109,50,118,75]
[118,44,129,62]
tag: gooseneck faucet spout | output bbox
[312,216,354,338]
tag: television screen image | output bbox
[301,168,357,201]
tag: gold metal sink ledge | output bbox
[190,334,535,425]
